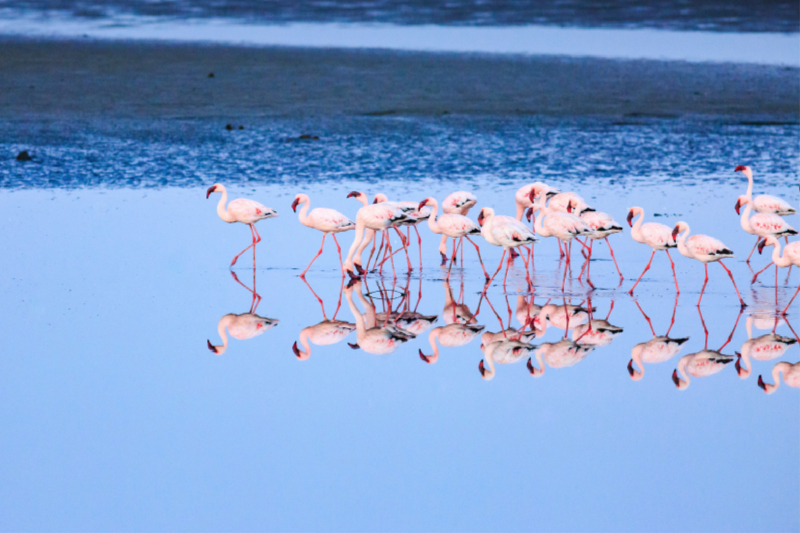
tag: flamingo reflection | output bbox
[572,302,624,347]
[734,316,797,379]
[479,337,536,380]
[628,297,689,381]
[292,278,356,361]
[344,279,414,355]
[207,271,279,355]
[672,306,743,390]
[526,339,595,377]
[758,362,800,394]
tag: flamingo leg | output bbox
[718,307,743,352]
[371,231,385,271]
[628,249,656,295]
[460,236,464,267]
[697,263,709,307]
[332,278,345,320]
[606,238,623,278]
[665,250,680,293]
[751,261,774,283]
[557,239,565,259]
[502,254,511,288]
[332,234,344,275]
[394,227,413,272]
[301,233,327,278]
[718,260,747,307]
[782,282,800,315]
[746,236,759,263]
[439,235,449,265]
[231,224,257,267]
[301,276,328,319]
[446,237,460,280]
[518,247,532,289]
[488,250,507,285]
[386,231,397,279]
[413,225,423,271]
[634,300,657,337]
[697,305,709,349]
[465,236,491,280]
[561,255,569,292]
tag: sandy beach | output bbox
[1,38,797,121]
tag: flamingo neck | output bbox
[214,315,232,354]
[426,328,441,363]
[630,348,645,381]
[515,202,524,221]
[533,204,547,236]
[297,198,311,227]
[344,221,366,271]
[746,317,754,339]
[631,210,645,241]
[216,186,235,223]
[426,202,441,234]
[676,226,691,259]
[740,200,753,233]
[480,211,495,242]
[345,290,367,339]
[771,240,792,268]
[482,350,496,380]
[676,356,691,389]
[738,348,752,379]
[531,348,546,377]
[744,171,754,200]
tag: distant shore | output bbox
[1,38,798,121]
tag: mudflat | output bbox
[1,38,798,121]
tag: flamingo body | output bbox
[673,351,734,390]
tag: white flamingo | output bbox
[672,221,745,307]
[439,191,478,265]
[419,323,486,363]
[419,197,490,279]
[207,313,279,355]
[344,281,414,354]
[531,198,594,262]
[343,200,409,278]
[527,340,595,377]
[292,320,357,360]
[514,182,561,220]
[627,206,678,295]
[628,337,689,381]
[758,361,800,394]
[292,194,356,277]
[757,236,800,314]
[348,191,415,273]
[477,207,538,287]
[735,331,797,379]
[478,338,536,380]
[736,165,796,216]
[574,209,624,280]
[672,350,735,390]
[735,195,797,263]
[571,320,623,346]
[206,183,278,267]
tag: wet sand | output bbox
[1,38,798,121]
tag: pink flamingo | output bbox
[292,279,356,361]
[347,191,414,273]
[419,323,485,363]
[571,319,623,347]
[343,200,409,278]
[535,302,592,337]
[735,195,797,263]
[291,193,355,277]
[757,236,800,315]
[672,221,745,307]
[627,298,688,381]
[672,307,741,390]
[477,207,537,288]
[514,182,561,220]
[735,329,796,380]
[373,193,432,271]
[736,165,796,216]
[440,191,478,265]
[627,206,678,295]
[526,340,595,377]
[531,198,594,261]
[419,197,490,280]
[206,183,278,267]
[479,338,536,380]
[758,361,800,394]
[343,280,414,354]
[573,208,624,280]
[545,192,595,215]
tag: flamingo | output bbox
[735,195,797,263]
[344,280,414,354]
[672,306,741,390]
[291,194,356,277]
[347,191,414,273]
[373,193,432,271]
[736,165,796,216]
[478,338,536,381]
[536,303,592,336]
[735,331,796,379]
[442,280,478,325]
[292,320,357,361]
[481,329,538,345]
[206,183,278,267]
[439,191,478,265]
[627,206,678,295]
[628,337,689,381]
[573,208,624,281]
[571,320,623,346]
[419,197,490,280]
[343,200,409,278]
[758,361,800,394]
[477,207,538,287]
[672,221,745,307]
[545,192,595,215]
[757,236,800,314]
[515,295,543,330]
[514,182,561,220]
[375,311,438,337]
[526,340,595,377]
[419,323,485,363]
[530,198,594,263]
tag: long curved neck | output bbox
[631,211,644,240]
[676,227,691,258]
[534,204,547,235]
[345,290,368,338]
[738,348,752,379]
[215,315,232,354]
[745,171,754,200]
[298,329,312,358]
[216,187,235,222]
[356,195,368,207]
[740,201,753,232]
[480,212,495,241]
[344,221,366,269]
[771,240,791,267]
[631,348,644,380]
[427,328,441,363]
[426,202,441,233]
[515,202,524,221]
[772,362,791,390]
[677,356,691,387]
[298,199,311,226]
[746,317,754,339]
[531,348,545,377]
[355,287,376,327]
[483,349,496,380]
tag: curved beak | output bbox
[672,226,680,240]
[206,185,216,199]
[757,239,766,254]
[734,165,746,172]
[566,201,573,213]
[526,358,535,374]
[626,210,634,227]
[419,349,431,363]
[734,199,741,215]
[373,197,380,204]
[478,360,486,376]
[291,198,300,212]
[627,359,635,376]
[671,369,680,387]
[346,191,360,199]
[526,207,533,223]
[207,340,218,354]
[477,210,485,226]
[347,342,360,350]
[418,199,429,209]
[757,375,766,390]
[734,352,742,375]
[292,341,301,358]
[528,190,536,203]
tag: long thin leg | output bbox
[460,236,464,267]
[488,250,507,284]
[666,293,678,337]
[666,250,679,293]
[606,238,623,278]
[413,225,423,271]
[518,247,532,289]
[782,282,800,315]
[465,236,491,280]
[301,233,327,278]
[718,260,747,307]
[394,227,413,272]
[502,254,511,288]
[628,250,656,295]
[231,227,256,267]
[697,263,709,306]
[718,307,743,352]
[698,305,709,350]
[332,234,344,276]
[751,261,774,283]
[746,236,759,263]
[634,299,657,337]
[301,276,328,319]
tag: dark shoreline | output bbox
[1,37,798,121]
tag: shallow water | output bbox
[1,117,798,531]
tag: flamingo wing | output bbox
[309,208,356,232]
[686,234,733,259]
[640,222,676,248]
[228,199,278,224]
[754,194,796,216]
[749,213,796,236]
[439,214,481,237]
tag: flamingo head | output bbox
[348,342,360,350]
[419,349,437,364]
[627,359,644,381]
[566,201,573,214]
[207,340,223,355]
[671,369,689,390]
[757,375,767,392]
[735,195,748,215]
[292,341,309,361]
[525,207,533,222]
[757,237,775,254]
[734,165,748,172]
[346,191,363,199]
[291,195,302,213]
[672,222,687,241]
[734,352,749,378]
[373,193,388,204]
[418,198,431,210]
[477,209,485,226]
[206,184,219,198]
[528,189,537,203]
[478,360,489,378]
[626,209,635,227]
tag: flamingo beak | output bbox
[373,197,379,204]
[566,201,573,213]
[626,211,634,227]
[757,375,766,390]
[292,341,301,358]
[477,211,485,226]
[418,199,429,209]
[528,190,536,203]
[734,199,741,215]
[672,226,680,240]
[627,360,635,376]
[526,358,535,374]
[734,165,746,172]
[734,352,742,375]
[672,369,680,387]
[419,349,431,363]
[758,239,766,254]
[525,207,533,223]
[207,340,218,354]
[348,342,360,350]
[346,191,360,198]
[478,360,486,376]
[291,198,300,212]
[206,185,216,198]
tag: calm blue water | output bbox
[0,116,798,531]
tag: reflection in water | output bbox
[420,323,485,364]
[628,298,688,381]
[479,337,536,381]
[344,279,415,354]
[571,302,624,346]
[758,361,800,394]
[536,301,592,336]
[672,306,742,390]
[293,278,356,360]
[735,316,797,379]
[527,339,595,378]
[207,271,279,355]
[442,280,478,325]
